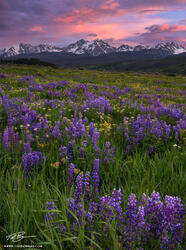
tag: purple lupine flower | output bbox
[74,173,84,203]
[126,193,137,229]
[92,159,99,199]
[173,118,186,141]
[68,163,75,191]
[57,224,66,233]
[118,113,178,152]
[88,122,94,137]
[59,145,67,165]
[120,99,125,109]
[140,193,146,207]
[44,99,55,108]
[79,141,86,158]
[135,205,145,242]
[83,116,88,124]
[84,171,90,201]
[111,188,123,225]
[88,201,98,214]
[51,121,62,140]
[172,106,182,120]
[40,117,48,130]
[67,198,75,219]
[76,114,85,137]
[45,201,56,228]
[91,129,99,145]
[21,151,43,175]
[0,73,7,78]
[67,141,73,162]
[87,201,97,228]
[9,127,18,149]
[59,102,65,117]
[99,195,113,224]
[3,127,10,150]
[65,114,85,139]
[148,145,154,155]
[144,191,164,238]
[125,193,137,247]
[27,133,33,144]
[103,141,110,160]
[166,223,183,249]
[73,202,83,230]
[93,144,100,158]
[103,141,115,164]
[87,123,100,153]
[18,75,34,83]
[162,121,171,142]
[43,182,185,247]
[85,211,93,228]
[46,201,56,211]
[98,189,123,228]
[125,144,130,154]
[86,96,111,113]
[160,195,184,248]
[163,195,184,228]
[2,94,9,115]
[76,202,83,219]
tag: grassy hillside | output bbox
[91,52,186,75]
[0,57,58,68]
[1,51,186,75]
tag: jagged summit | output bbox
[152,42,186,54]
[0,43,63,57]
[63,39,116,56]
[0,40,185,57]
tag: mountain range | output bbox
[0,39,185,57]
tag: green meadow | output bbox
[0,64,185,249]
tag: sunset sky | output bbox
[0,0,186,48]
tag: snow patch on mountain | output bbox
[0,40,185,57]
[63,39,116,56]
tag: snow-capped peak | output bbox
[116,44,134,52]
[116,41,185,54]
[18,43,63,54]
[152,42,186,54]
[63,39,116,56]
[0,48,6,56]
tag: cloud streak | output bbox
[30,26,43,32]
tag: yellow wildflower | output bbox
[74,168,81,174]
[50,162,60,168]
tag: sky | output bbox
[0,0,186,48]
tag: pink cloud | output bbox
[100,0,120,10]
[30,26,43,32]
[53,3,125,25]
[123,23,186,46]
[146,24,186,33]
[53,8,98,24]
